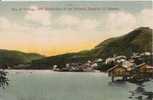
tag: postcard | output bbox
[0,1,152,100]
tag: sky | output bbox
[0,1,152,56]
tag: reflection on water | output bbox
[128,81,153,100]
[108,80,127,87]
[108,79,153,100]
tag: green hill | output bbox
[0,49,44,67]
[30,27,152,69]
[93,27,152,58]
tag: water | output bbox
[0,70,152,100]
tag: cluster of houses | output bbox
[53,52,153,81]
[107,63,153,82]
[53,59,102,72]
[106,52,153,82]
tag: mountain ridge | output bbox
[0,49,45,67]
[93,27,152,58]
[30,27,152,69]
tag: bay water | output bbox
[0,70,152,100]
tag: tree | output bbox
[0,70,8,88]
[96,61,115,72]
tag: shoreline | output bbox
[5,69,106,74]
[4,69,105,73]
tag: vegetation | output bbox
[0,49,44,68]
[93,27,152,58]
[30,27,152,69]
[0,70,8,88]
[30,53,94,69]
[96,62,115,72]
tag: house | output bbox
[140,52,151,56]
[105,57,115,64]
[96,58,103,62]
[115,56,127,60]
[53,65,60,71]
[107,65,129,82]
[122,61,134,71]
[136,63,153,78]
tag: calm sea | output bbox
[0,70,152,100]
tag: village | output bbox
[2,51,153,82]
[52,52,153,82]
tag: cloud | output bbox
[57,15,80,28]
[137,9,153,28]
[79,19,99,31]
[25,6,51,26]
[0,17,29,33]
[56,15,99,31]
[104,11,137,36]
[0,8,152,55]
[0,17,11,29]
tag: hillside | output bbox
[0,49,44,67]
[30,27,152,69]
[93,27,152,58]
